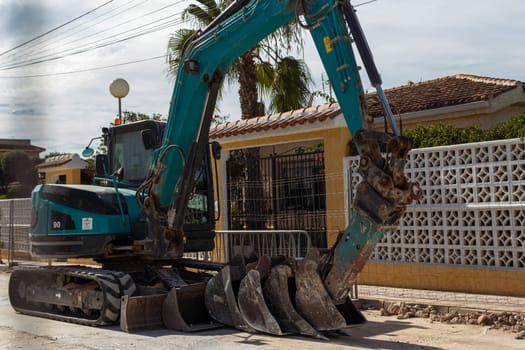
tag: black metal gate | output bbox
[226,148,327,248]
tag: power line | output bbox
[0,1,186,71]
[0,16,182,71]
[0,0,115,58]
[0,0,150,65]
[0,55,165,79]
[14,1,183,65]
[354,0,378,7]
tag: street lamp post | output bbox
[109,78,129,124]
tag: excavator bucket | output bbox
[121,282,222,332]
[121,294,165,332]
[294,248,347,331]
[204,265,254,332]
[263,264,325,339]
[237,268,284,335]
[162,282,222,331]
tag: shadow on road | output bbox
[328,320,443,350]
[122,319,443,350]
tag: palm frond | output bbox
[270,57,312,113]
[255,61,274,99]
[166,29,197,79]
[182,0,223,26]
[183,5,213,25]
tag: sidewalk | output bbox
[357,284,525,313]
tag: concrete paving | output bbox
[1,262,524,349]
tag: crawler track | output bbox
[9,265,136,326]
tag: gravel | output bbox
[371,301,525,337]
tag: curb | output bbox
[354,297,525,315]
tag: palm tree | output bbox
[166,0,312,119]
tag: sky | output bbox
[0,0,524,156]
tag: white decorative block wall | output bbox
[345,138,525,269]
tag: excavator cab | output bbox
[93,120,165,187]
[29,120,218,260]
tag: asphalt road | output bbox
[0,270,522,350]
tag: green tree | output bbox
[403,114,525,148]
[486,113,525,140]
[1,151,38,185]
[212,114,228,125]
[404,124,485,148]
[0,154,7,195]
[166,0,311,119]
[1,151,38,198]
[122,111,164,123]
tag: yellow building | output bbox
[36,153,89,184]
[209,74,525,296]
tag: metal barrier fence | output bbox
[184,230,312,263]
[0,198,310,265]
[0,198,31,264]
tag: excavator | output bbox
[9,0,421,338]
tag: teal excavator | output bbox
[9,0,421,338]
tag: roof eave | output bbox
[212,112,347,143]
[386,100,491,123]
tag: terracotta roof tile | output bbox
[210,74,521,139]
[366,74,519,117]
[210,103,341,139]
[36,153,86,169]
